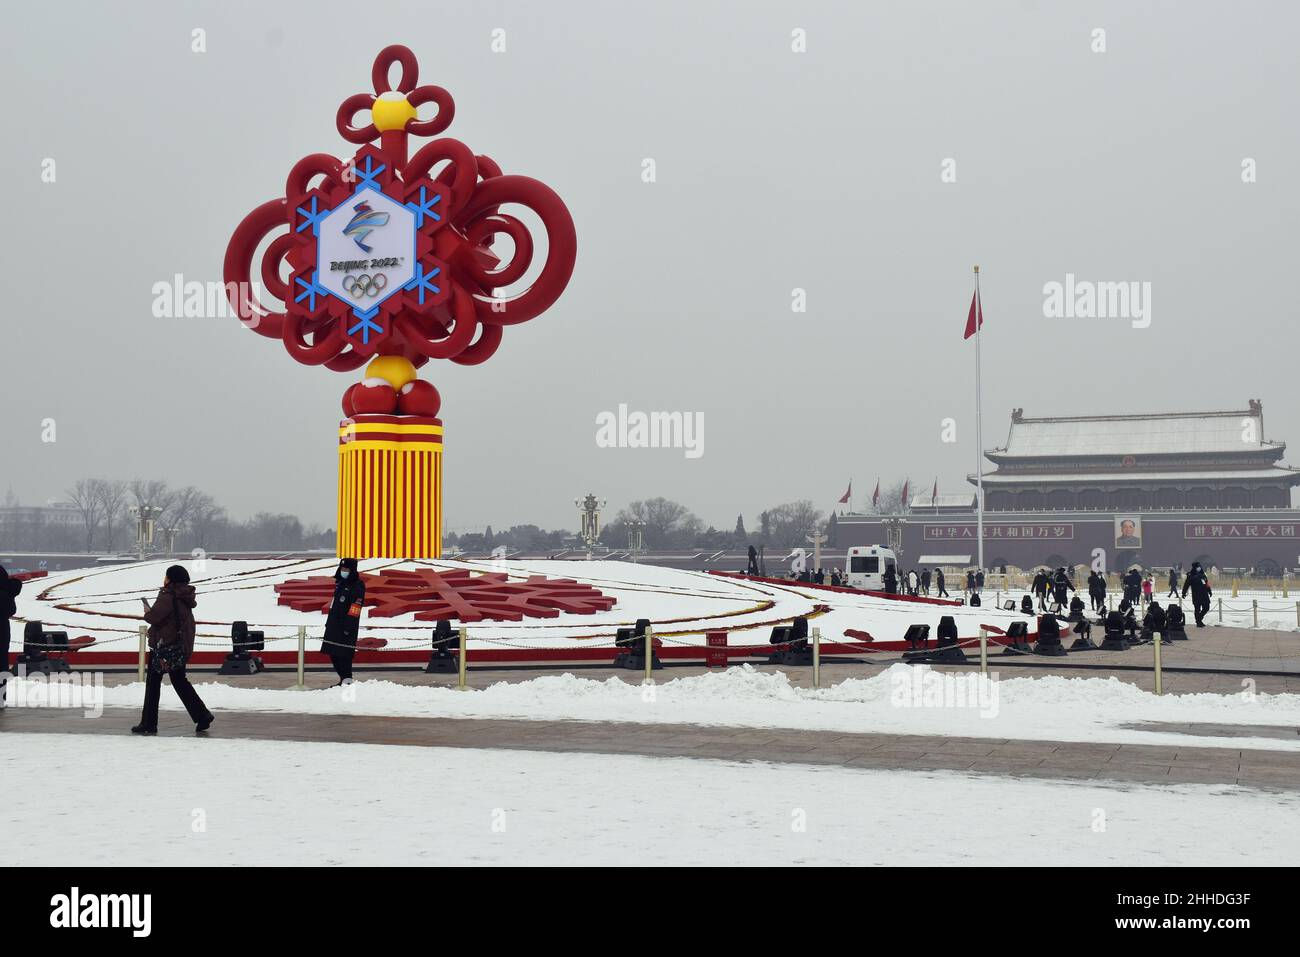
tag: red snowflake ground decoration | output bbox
[275,568,616,622]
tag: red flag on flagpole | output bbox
[963,288,983,339]
[900,480,909,506]
[872,479,880,507]
[838,480,852,505]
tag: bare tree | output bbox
[186,492,226,550]
[762,500,824,547]
[607,498,702,548]
[97,479,130,553]
[66,479,105,552]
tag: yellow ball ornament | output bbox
[365,355,417,390]
[372,92,417,132]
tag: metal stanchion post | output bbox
[1253,599,1259,629]
[644,625,654,684]
[1218,597,1223,623]
[458,627,468,690]
[812,626,821,689]
[1295,601,1299,629]
[137,625,147,681]
[1152,632,1163,696]
[296,626,306,689]
[979,627,988,675]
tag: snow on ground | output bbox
[1201,590,1300,631]
[3,734,1294,866]
[40,662,1300,752]
[16,558,1035,653]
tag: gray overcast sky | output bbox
[2,1,1297,533]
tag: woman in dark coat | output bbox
[133,564,213,735]
[323,558,365,684]
[1,565,21,706]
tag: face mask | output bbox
[340,569,351,578]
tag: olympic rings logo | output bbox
[342,273,388,299]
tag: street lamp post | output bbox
[627,520,646,563]
[574,493,606,560]
[128,505,163,562]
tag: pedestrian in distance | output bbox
[323,558,365,684]
[934,567,948,598]
[1032,569,1049,610]
[132,565,213,735]
[1142,575,1154,607]
[1167,565,1180,598]
[920,568,931,595]
[1181,561,1213,628]
[1,564,21,708]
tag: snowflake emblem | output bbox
[274,567,616,622]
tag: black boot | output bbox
[131,724,156,735]
[195,715,213,734]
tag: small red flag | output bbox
[838,480,852,505]
[901,480,909,506]
[871,479,880,507]
[964,288,983,340]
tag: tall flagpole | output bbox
[974,264,985,573]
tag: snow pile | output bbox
[77,662,1300,751]
[4,735,1297,866]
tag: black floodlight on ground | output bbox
[1002,599,1016,611]
[767,616,814,666]
[1020,595,1034,615]
[1034,614,1068,657]
[614,618,661,671]
[1001,620,1033,655]
[1141,604,1167,643]
[905,615,966,665]
[426,619,460,673]
[16,620,70,675]
[1164,604,1188,640]
[1069,618,1097,651]
[1100,611,1131,651]
[902,623,930,649]
[219,620,266,675]
[968,592,981,607]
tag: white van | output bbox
[845,545,898,591]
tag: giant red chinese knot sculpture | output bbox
[224,45,576,559]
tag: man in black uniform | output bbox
[1051,567,1074,608]
[1032,569,1049,610]
[934,567,948,598]
[1181,561,1212,628]
[323,558,366,683]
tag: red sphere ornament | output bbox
[396,379,441,417]
[349,379,399,415]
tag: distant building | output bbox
[833,401,1300,574]
[0,502,81,528]
[978,401,1299,511]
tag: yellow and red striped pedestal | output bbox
[337,415,443,558]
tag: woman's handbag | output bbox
[151,639,186,673]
